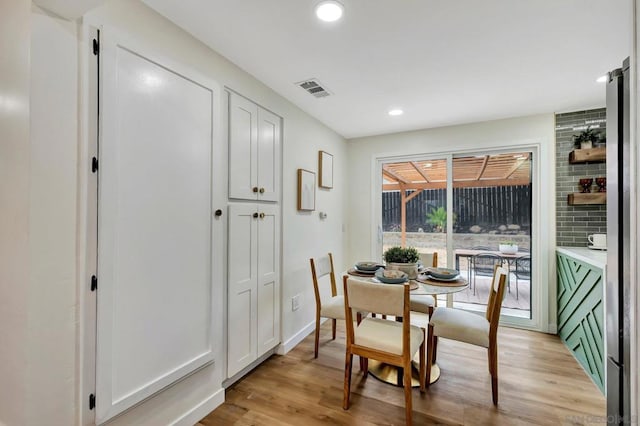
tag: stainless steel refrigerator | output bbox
[606,57,631,425]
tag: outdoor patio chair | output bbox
[471,253,503,296]
[514,255,531,300]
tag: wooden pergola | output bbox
[383,153,532,246]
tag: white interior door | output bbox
[228,92,258,200]
[257,108,280,202]
[257,204,280,353]
[96,34,218,423]
[227,203,258,376]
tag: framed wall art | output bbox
[297,169,316,211]
[318,150,333,189]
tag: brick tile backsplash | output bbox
[555,109,607,247]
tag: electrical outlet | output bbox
[292,294,301,311]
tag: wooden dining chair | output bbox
[310,253,364,358]
[409,252,438,316]
[342,275,425,426]
[426,265,507,405]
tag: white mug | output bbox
[588,233,607,248]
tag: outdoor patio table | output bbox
[454,248,528,284]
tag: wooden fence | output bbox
[382,185,531,232]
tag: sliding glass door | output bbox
[381,158,448,268]
[451,152,532,319]
[379,149,534,323]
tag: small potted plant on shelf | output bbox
[572,127,601,149]
[383,246,420,279]
[498,241,518,255]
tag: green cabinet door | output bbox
[556,251,604,393]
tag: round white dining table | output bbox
[345,271,469,388]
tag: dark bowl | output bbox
[355,261,382,272]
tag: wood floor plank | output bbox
[200,319,605,425]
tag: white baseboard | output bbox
[170,388,225,426]
[548,323,558,334]
[275,319,318,355]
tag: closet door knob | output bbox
[252,187,259,193]
[259,212,265,219]
[259,187,265,194]
[253,212,259,218]
[214,209,223,217]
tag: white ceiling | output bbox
[142,0,631,139]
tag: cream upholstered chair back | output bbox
[344,278,405,318]
[420,252,438,268]
[310,253,338,302]
[343,275,424,424]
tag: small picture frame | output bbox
[319,151,333,189]
[297,169,316,211]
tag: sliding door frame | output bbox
[371,144,546,331]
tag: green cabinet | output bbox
[557,251,604,393]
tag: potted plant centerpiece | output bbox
[498,241,518,255]
[383,246,420,279]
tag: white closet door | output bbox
[96,35,217,423]
[257,108,280,202]
[228,92,258,200]
[257,204,280,353]
[227,203,258,377]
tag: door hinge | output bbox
[92,39,99,56]
[89,393,96,410]
[91,275,97,292]
[92,157,98,173]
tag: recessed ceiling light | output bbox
[315,1,344,22]
[388,109,404,116]
[425,163,433,168]
[596,75,607,83]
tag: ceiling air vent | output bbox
[296,79,331,98]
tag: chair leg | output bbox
[432,336,438,363]
[489,343,498,405]
[362,357,369,378]
[343,352,353,410]
[403,361,413,426]
[314,312,320,359]
[428,305,434,318]
[426,324,434,388]
[419,330,426,392]
[516,276,519,300]
[356,313,364,371]
[332,319,337,340]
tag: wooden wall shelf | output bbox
[569,147,606,164]
[567,192,606,205]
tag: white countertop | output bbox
[556,246,607,270]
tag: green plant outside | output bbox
[383,246,420,263]
[426,206,456,233]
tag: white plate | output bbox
[588,244,607,251]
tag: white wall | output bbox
[28,6,79,424]
[345,114,557,331]
[20,0,349,424]
[0,0,30,424]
